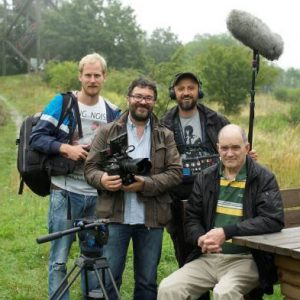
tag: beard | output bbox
[178,97,197,111]
[129,104,152,122]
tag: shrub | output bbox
[289,102,300,125]
[103,68,143,96]
[273,88,288,102]
[256,113,289,132]
[287,88,300,102]
[43,60,80,91]
[0,102,7,126]
[274,87,300,102]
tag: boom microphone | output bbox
[226,9,284,61]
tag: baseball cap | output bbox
[173,72,200,86]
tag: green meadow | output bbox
[1,74,298,299]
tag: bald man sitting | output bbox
[158,124,284,300]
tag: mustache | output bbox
[180,96,194,100]
[135,104,151,109]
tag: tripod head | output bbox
[36,218,109,257]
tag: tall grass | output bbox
[0,75,296,299]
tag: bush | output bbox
[103,68,142,96]
[289,102,300,125]
[274,87,300,102]
[0,102,7,126]
[256,113,289,132]
[288,88,300,102]
[43,60,80,91]
[273,88,288,102]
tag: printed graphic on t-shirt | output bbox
[72,100,107,146]
[183,124,202,146]
[180,113,218,177]
[67,101,107,189]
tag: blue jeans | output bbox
[103,223,163,300]
[48,189,97,300]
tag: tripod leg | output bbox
[51,264,84,300]
[106,267,121,300]
[93,268,109,300]
[92,264,121,300]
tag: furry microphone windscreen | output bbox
[226,9,284,61]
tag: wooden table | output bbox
[232,227,300,300]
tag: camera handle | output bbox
[36,220,105,244]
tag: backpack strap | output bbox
[71,93,83,139]
[57,92,83,141]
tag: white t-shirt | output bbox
[51,96,109,195]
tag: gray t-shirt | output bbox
[180,111,202,151]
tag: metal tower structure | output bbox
[1,0,57,75]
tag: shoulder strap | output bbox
[71,93,83,139]
[55,92,83,140]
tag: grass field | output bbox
[1,74,298,299]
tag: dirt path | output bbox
[0,94,23,136]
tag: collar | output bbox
[127,115,151,129]
[219,161,247,181]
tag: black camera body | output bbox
[101,133,152,185]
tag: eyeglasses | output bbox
[129,94,155,103]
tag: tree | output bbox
[197,44,251,115]
[144,27,182,64]
[41,0,145,69]
[277,68,300,88]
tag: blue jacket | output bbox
[30,93,121,154]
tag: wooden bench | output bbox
[281,187,300,228]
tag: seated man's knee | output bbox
[158,277,183,298]
[213,283,242,300]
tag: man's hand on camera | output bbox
[59,144,89,161]
[100,172,122,191]
[122,176,145,192]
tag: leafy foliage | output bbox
[43,60,80,91]
[289,102,300,125]
[0,102,7,126]
[197,44,251,114]
[41,0,145,69]
[277,67,300,88]
[274,87,300,102]
[144,27,182,64]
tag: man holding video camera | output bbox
[84,77,182,300]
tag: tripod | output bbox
[51,254,120,300]
[37,219,121,300]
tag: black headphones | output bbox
[169,72,204,100]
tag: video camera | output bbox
[36,219,119,300]
[101,132,152,185]
[37,218,108,256]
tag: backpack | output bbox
[16,92,83,197]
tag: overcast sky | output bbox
[121,0,299,70]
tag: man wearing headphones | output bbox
[161,72,230,269]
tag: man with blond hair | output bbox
[30,53,120,299]
[158,124,284,300]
